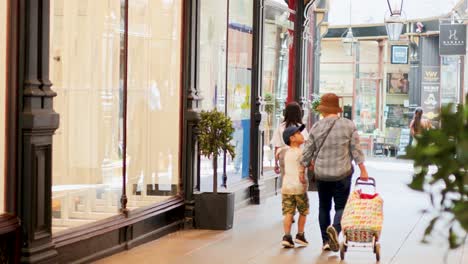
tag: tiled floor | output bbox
[95,158,467,264]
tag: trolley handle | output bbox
[354,177,376,187]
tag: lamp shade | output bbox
[385,14,405,41]
[386,0,403,16]
[342,28,356,56]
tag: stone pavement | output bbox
[95,158,467,264]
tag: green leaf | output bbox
[453,201,468,232]
[424,216,439,237]
[406,100,468,249]
[448,227,462,249]
[408,173,425,191]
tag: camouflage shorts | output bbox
[282,193,309,216]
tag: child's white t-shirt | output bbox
[281,147,307,195]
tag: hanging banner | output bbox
[421,66,440,124]
[439,23,467,56]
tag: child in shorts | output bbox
[277,124,309,248]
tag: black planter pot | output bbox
[194,192,235,230]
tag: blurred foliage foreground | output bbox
[406,98,467,249]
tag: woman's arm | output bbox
[358,162,369,181]
[409,120,415,136]
[274,146,280,174]
[301,131,316,168]
[271,125,283,174]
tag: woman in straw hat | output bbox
[301,93,369,252]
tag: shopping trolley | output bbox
[340,177,383,262]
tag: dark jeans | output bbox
[316,175,352,243]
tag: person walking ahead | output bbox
[271,101,309,175]
[409,107,432,145]
[301,93,369,252]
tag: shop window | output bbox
[199,0,228,191]
[227,0,253,181]
[198,0,253,190]
[126,0,182,207]
[0,0,6,214]
[319,41,354,123]
[355,79,378,134]
[355,41,380,134]
[50,0,123,233]
[262,3,293,169]
[441,56,461,105]
[50,0,183,233]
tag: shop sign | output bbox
[421,66,440,122]
[391,45,409,64]
[439,23,467,56]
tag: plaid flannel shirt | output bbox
[301,117,365,181]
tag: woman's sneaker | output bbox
[326,226,339,252]
[282,234,295,248]
[295,233,308,246]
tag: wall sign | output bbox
[391,45,409,64]
[421,66,440,122]
[439,23,467,56]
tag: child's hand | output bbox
[299,172,307,184]
[274,165,280,174]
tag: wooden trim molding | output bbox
[53,197,184,248]
[0,214,20,264]
[0,214,19,235]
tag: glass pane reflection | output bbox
[226,0,253,181]
[51,0,123,233]
[199,0,228,192]
[126,0,182,207]
[262,5,293,168]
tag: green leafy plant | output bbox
[264,92,274,115]
[198,110,236,194]
[310,94,321,114]
[406,98,468,249]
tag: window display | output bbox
[441,56,461,105]
[126,0,182,209]
[50,0,123,233]
[355,79,378,133]
[262,3,294,168]
[385,104,409,128]
[199,0,228,191]
[198,0,253,190]
[355,42,379,134]
[226,0,253,181]
[50,0,183,233]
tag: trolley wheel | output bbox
[340,242,346,260]
[375,243,381,262]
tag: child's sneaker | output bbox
[282,234,295,248]
[295,233,308,246]
[326,226,339,252]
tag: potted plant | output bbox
[310,94,321,114]
[406,98,467,249]
[195,109,236,230]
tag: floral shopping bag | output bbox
[341,190,384,242]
